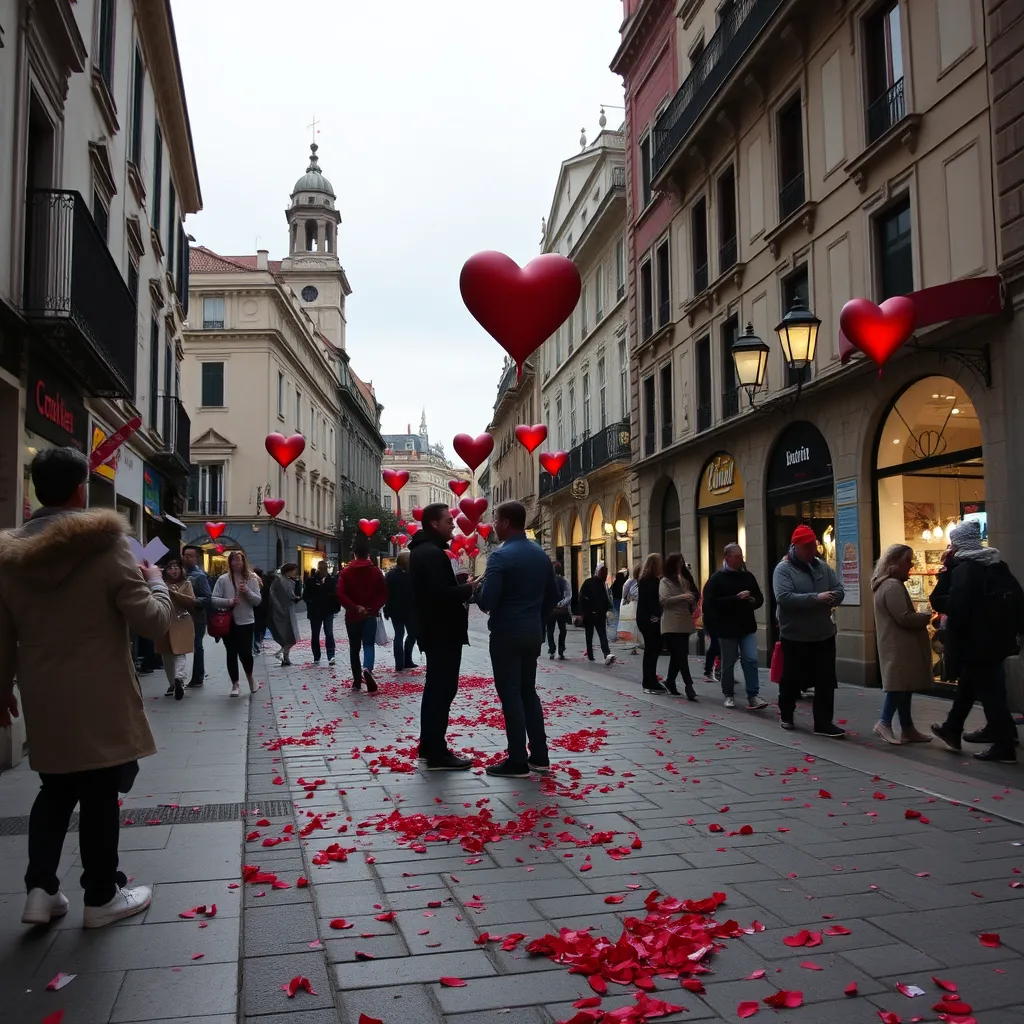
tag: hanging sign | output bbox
[697,453,745,510]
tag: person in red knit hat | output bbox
[336,537,388,692]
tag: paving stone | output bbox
[335,948,498,989]
[241,951,334,1016]
[244,901,318,956]
[111,962,238,1021]
[337,981,444,1024]
[432,970,598,1013]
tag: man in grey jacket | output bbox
[772,524,845,737]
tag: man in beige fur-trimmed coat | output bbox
[0,447,172,929]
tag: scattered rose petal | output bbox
[603,895,624,904]
[763,990,803,1009]
[358,1015,384,1024]
[878,1013,902,1024]
[440,976,467,987]
[738,1001,760,1019]
[825,925,852,936]
[896,983,925,997]
[932,977,958,993]
[45,973,76,992]
[329,918,353,930]
[979,932,1000,947]
[800,961,823,971]
[845,982,858,997]
[282,976,316,998]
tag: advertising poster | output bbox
[835,478,860,606]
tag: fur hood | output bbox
[0,508,130,588]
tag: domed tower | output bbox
[280,142,351,350]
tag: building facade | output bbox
[488,355,540,536]
[614,0,1023,693]
[535,126,633,603]
[0,0,200,545]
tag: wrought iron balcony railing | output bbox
[779,172,806,221]
[867,77,905,144]
[719,236,738,274]
[152,394,191,477]
[538,418,631,497]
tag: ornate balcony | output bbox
[152,395,191,477]
[539,418,631,498]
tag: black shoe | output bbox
[164,685,175,697]
[665,685,681,696]
[549,652,555,660]
[186,681,203,689]
[174,679,184,701]
[407,662,419,668]
[643,683,668,694]
[964,729,1021,746]
[974,745,1017,763]
[485,759,530,778]
[352,677,362,690]
[363,668,378,693]
[684,688,698,702]
[527,756,550,772]
[931,723,962,752]
[780,719,795,731]
[558,653,566,660]
[587,655,596,662]
[426,753,474,771]
[814,724,846,739]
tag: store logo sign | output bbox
[785,445,811,467]
[35,380,77,437]
[706,455,736,495]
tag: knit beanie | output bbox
[948,519,982,552]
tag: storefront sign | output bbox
[698,453,745,510]
[767,421,833,495]
[571,477,590,500]
[115,445,143,500]
[90,424,120,482]
[834,477,860,606]
[24,357,88,452]
[143,464,162,518]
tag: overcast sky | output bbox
[173,0,624,460]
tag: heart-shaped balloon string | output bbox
[395,534,409,548]
[358,518,380,537]
[412,507,424,522]
[449,480,470,497]
[458,497,488,525]
[838,296,917,373]
[382,469,410,493]
[205,522,226,539]
[476,523,492,540]
[265,432,306,469]
[452,433,494,472]
[460,251,582,379]
[263,499,285,519]
[514,423,547,454]
[538,450,568,476]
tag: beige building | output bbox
[616,0,1021,690]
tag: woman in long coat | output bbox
[155,558,195,701]
[268,563,302,666]
[872,543,933,744]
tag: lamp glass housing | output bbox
[775,303,821,370]
[731,322,771,390]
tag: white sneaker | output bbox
[873,721,900,745]
[723,696,736,709]
[328,657,336,667]
[82,885,151,929]
[230,682,240,697]
[22,888,69,925]
[604,654,616,666]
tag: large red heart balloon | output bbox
[514,423,547,454]
[382,468,410,493]
[264,499,285,519]
[205,521,226,539]
[468,546,480,558]
[265,432,306,469]
[395,534,409,548]
[412,507,424,522]
[539,450,568,476]
[838,296,917,370]
[358,518,380,537]
[456,514,475,534]
[476,523,492,540]
[460,251,582,378]
[459,497,488,524]
[406,522,420,535]
[453,433,494,472]
[449,480,470,497]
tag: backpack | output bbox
[981,561,1024,660]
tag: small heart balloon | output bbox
[205,522,226,539]
[453,433,494,472]
[449,480,470,497]
[539,450,569,476]
[455,513,475,535]
[263,499,285,519]
[358,518,380,537]
[215,544,225,554]
[382,468,410,493]
[459,497,488,524]
[265,432,306,469]
[468,546,480,558]
[449,507,461,520]
[389,535,398,544]
[838,296,917,371]
[451,536,464,554]
[406,522,420,535]
[412,507,424,522]
[395,534,409,548]
[514,423,547,454]
[462,532,477,548]
[476,524,492,540]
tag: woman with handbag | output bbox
[210,550,262,696]
[268,564,302,666]
[658,553,697,700]
[636,554,666,694]
[155,558,196,701]
[336,537,389,693]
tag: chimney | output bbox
[256,249,269,270]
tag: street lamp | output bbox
[731,322,771,403]
[775,300,821,371]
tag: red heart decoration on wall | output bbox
[358,518,380,537]
[382,469,410,493]
[205,522,226,539]
[215,544,225,554]
[476,524,492,540]
[265,433,306,469]
[459,497,488,524]
[395,535,409,548]
[459,251,582,377]
[449,480,470,497]
[264,499,285,519]
[456,514,475,535]
[838,296,917,370]
[452,433,494,472]
[412,507,424,521]
[514,423,547,454]
[539,451,568,476]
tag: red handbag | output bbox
[769,641,784,684]
[208,610,232,638]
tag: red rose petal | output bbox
[979,932,1001,947]
[282,975,316,998]
[588,974,608,995]
[763,990,804,1009]
[800,961,823,971]
[845,982,858,997]
[329,918,353,930]
[932,977,958,993]
[738,1001,760,1019]
[825,925,852,936]
[359,1015,384,1024]
[439,976,467,987]
[603,895,624,904]
[783,929,811,947]
[681,979,705,993]
[878,1013,902,1024]
[746,969,767,980]
[41,1014,65,1024]
[934,999,973,1014]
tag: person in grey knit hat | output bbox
[929,518,1023,763]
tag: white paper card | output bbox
[127,537,169,564]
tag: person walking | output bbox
[871,544,933,745]
[384,551,419,670]
[181,544,211,688]
[303,560,339,667]
[702,543,769,711]
[268,564,302,665]
[547,562,572,660]
[579,565,616,665]
[611,568,627,620]
[337,538,388,693]
[251,569,269,656]
[929,520,1023,762]
[0,447,172,928]
[155,559,195,701]
[211,550,262,696]
[622,565,641,606]
[772,525,845,736]
[637,554,667,694]
[476,501,558,778]
[659,553,698,700]
[409,504,475,770]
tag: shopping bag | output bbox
[617,599,637,644]
[769,641,784,684]
[374,615,389,647]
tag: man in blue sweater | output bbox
[476,500,558,779]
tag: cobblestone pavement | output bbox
[2,613,1023,1023]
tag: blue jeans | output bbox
[720,632,760,698]
[489,631,548,766]
[880,691,914,729]
[309,613,336,662]
[346,617,377,682]
[392,618,418,669]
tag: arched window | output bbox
[662,482,680,556]
[305,220,318,251]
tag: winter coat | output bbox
[701,567,764,639]
[384,566,417,626]
[155,579,196,656]
[658,576,696,634]
[551,576,572,621]
[211,571,262,625]
[336,559,388,623]
[185,565,212,623]
[872,576,932,692]
[268,573,301,646]
[0,508,172,775]
[636,575,662,631]
[408,529,472,652]
[772,549,844,643]
[303,572,340,618]
[611,573,626,604]
[477,533,558,635]
[579,576,611,619]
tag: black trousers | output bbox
[26,766,127,906]
[419,643,463,759]
[640,623,662,688]
[664,632,694,693]
[778,636,837,729]
[223,621,254,682]
[584,614,610,659]
[546,616,568,655]
[391,618,418,669]
[190,619,207,684]
[943,661,1018,748]
[490,631,548,765]
[703,634,720,675]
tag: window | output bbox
[640,133,655,209]
[148,319,160,429]
[689,34,706,67]
[659,364,673,447]
[556,396,564,449]
[640,259,653,341]
[718,166,738,273]
[92,191,108,242]
[167,182,176,270]
[383,494,393,510]
[277,371,285,416]
[581,285,589,339]
[877,196,913,300]
[555,324,563,365]
[202,296,225,329]
[569,383,577,444]
[128,261,139,310]
[309,406,315,445]
[130,48,144,166]
[696,335,712,432]
[642,375,656,456]
[615,237,626,300]
[720,316,740,419]
[865,1,905,143]
[188,464,225,515]
[295,389,301,431]
[777,94,805,220]
[595,263,604,322]
[567,310,575,355]
[782,265,812,387]
[201,362,224,407]
[598,356,608,428]
[152,125,163,227]
[97,0,115,93]
[692,197,708,294]
[297,478,303,520]
[405,439,415,450]
[619,339,628,420]
[582,372,592,435]
[656,239,670,328]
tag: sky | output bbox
[172,0,625,459]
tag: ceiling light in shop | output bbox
[892,438,901,444]
[932,394,940,398]
[946,395,957,400]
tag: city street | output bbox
[1,613,1022,1023]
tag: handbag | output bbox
[769,641,784,684]
[208,609,232,638]
[374,614,389,647]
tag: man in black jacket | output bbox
[302,560,339,667]
[384,551,419,670]
[579,565,615,665]
[409,504,475,770]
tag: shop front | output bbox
[696,452,745,588]
[588,504,606,575]
[114,444,144,536]
[89,419,119,510]
[298,544,327,576]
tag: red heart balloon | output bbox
[476,523,492,540]
[358,518,380,537]
[389,535,397,544]
[205,521,226,539]
[450,536,464,554]
[456,514,475,535]
[449,507,461,520]
[264,499,285,519]
[514,423,547,454]
[449,480,470,497]
[382,468,410,493]
[406,522,420,535]
[460,251,582,377]
[838,296,917,370]
[539,450,568,476]
[265,432,306,469]
[395,534,409,547]
[215,544,225,554]
[468,546,480,558]
[412,507,424,522]
[462,532,477,548]
[452,433,493,472]
[459,497,488,524]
